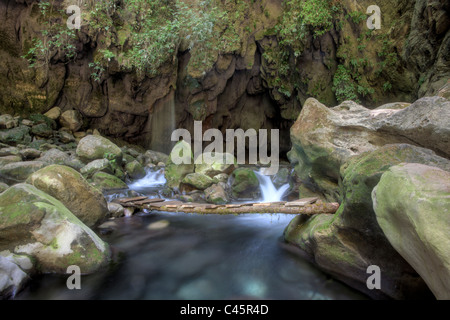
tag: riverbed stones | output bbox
[76,135,123,164]
[284,144,450,299]
[373,163,450,300]
[27,165,108,227]
[0,184,110,274]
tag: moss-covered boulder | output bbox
[164,140,194,189]
[31,123,53,138]
[27,165,109,227]
[125,160,146,180]
[0,184,110,274]
[194,152,236,177]
[373,163,450,300]
[76,135,123,165]
[204,183,229,205]
[231,168,260,199]
[284,144,450,299]
[0,161,47,184]
[182,172,215,190]
[80,159,113,178]
[38,149,70,165]
[91,172,128,191]
[0,126,32,145]
[287,96,450,201]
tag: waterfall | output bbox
[150,90,176,154]
[129,169,166,189]
[254,170,290,202]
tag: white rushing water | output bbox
[128,169,166,189]
[254,170,290,202]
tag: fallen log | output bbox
[142,201,339,215]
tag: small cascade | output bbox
[129,169,166,189]
[254,170,290,202]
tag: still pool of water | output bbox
[17,212,368,300]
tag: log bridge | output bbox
[112,196,339,215]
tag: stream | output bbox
[16,170,368,300]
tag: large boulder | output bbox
[373,163,450,300]
[194,152,236,177]
[0,161,47,184]
[164,140,194,189]
[27,165,108,227]
[288,97,450,201]
[284,144,450,299]
[0,184,110,274]
[182,173,215,190]
[76,135,122,165]
[230,168,260,199]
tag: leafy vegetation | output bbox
[23,1,77,69]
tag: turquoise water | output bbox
[17,211,367,300]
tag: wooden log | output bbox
[114,196,148,204]
[143,201,339,215]
[133,198,165,205]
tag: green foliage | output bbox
[23,1,77,68]
[347,11,367,24]
[332,65,358,103]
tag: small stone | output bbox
[19,148,42,160]
[44,107,62,121]
[60,110,83,132]
[147,220,170,230]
